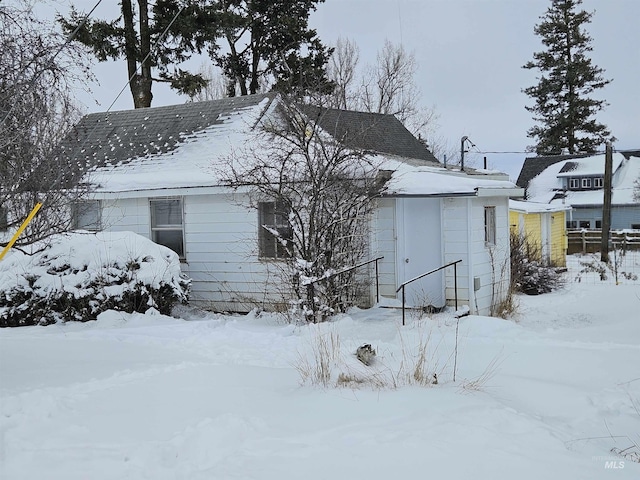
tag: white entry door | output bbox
[396,198,445,308]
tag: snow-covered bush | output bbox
[0,231,190,327]
[510,232,563,295]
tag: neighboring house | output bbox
[517,151,640,230]
[509,200,570,267]
[62,93,522,315]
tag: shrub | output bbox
[510,232,563,295]
[0,231,190,327]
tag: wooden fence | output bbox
[567,230,640,254]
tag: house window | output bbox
[258,201,292,258]
[71,200,101,231]
[150,198,184,258]
[582,178,591,189]
[593,177,603,188]
[566,220,577,229]
[569,178,580,189]
[631,224,640,230]
[0,205,7,232]
[595,220,602,229]
[484,206,496,246]
[579,220,591,229]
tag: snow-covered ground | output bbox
[1,254,639,479]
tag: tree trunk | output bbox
[122,0,152,108]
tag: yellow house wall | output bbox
[549,211,567,267]
[508,209,567,267]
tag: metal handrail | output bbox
[396,259,462,325]
[307,256,384,303]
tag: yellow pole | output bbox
[0,202,43,261]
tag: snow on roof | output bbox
[509,199,571,213]
[85,96,519,198]
[88,100,268,193]
[380,158,520,196]
[555,153,623,177]
[527,153,639,206]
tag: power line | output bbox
[106,4,186,112]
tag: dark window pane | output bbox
[153,230,184,257]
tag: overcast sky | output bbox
[44,0,640,180]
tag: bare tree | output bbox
[326,37,360,110]
[220,95,386,321]
[326,38,452,161]
[1,1,92,248]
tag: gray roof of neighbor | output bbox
[517,153,597,189]
[300,105,441,165]
[516,149,640,190]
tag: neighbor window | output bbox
[484,206,496,246]
[579,220,591,229]
[593,177,603,188]
[71,200,101,231]
[566,220,577,229]
[150,198,184,258]
[582,178,592,188]
[258,201,292,259]
[569,178,580,189]
[0,205,7,232]
[595,220,602,229]
[631,224,640,230]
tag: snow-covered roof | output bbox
[555,154,623,177]
[527,153,640,206]
[509,200,571,214]
[381,159,521,197]
[71,95,519,198]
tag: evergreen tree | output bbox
[523,0,611,155]
[58,0,220,108]
[209,0,333,97]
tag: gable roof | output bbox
[525,153,640,206]
[516,153,592,189]
[57,93,276,169]
[59,93,518,197]
[300,105,440,165]
[516,149,640,189]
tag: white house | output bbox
[63,93,522,315]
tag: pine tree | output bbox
[58,1,219,108]
[523,0,611,155]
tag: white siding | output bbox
[370,198,397,298]
[442,197,470,307]
[466,197,511,315]
[102,193,288,311]
[441,196,511,315]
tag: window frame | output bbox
[569,178,580,190]
[566,220,578,229]
[150,197,185,259]
[71,200,102,231]
[579,220,591,229]
[593,177,604,188]
[581,177,592,189]
[258,201,292,259]
[484,206,496,247]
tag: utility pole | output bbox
[460,136,467,170]
[460,136,475,171]
[600,142,613,263]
